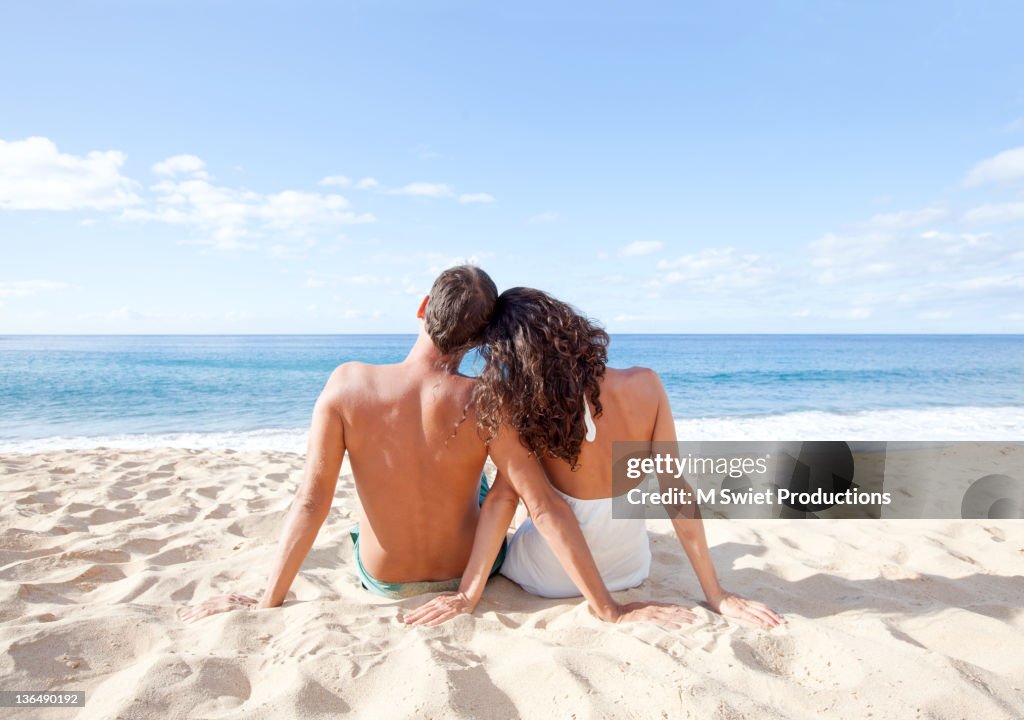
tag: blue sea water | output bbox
[1,334,1022,450]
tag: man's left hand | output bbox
[177,593,260,623]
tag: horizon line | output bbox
[3,332,1023,338]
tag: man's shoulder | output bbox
[321,361,377,401]
[328,360,373,379]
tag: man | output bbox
[180,265,691,626]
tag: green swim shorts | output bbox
[349,472,509,600]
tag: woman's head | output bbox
[474,287,609,468]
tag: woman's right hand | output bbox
[604,601,698,629]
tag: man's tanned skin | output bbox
[180,286,693,627]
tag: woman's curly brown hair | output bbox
[473,287,609,469]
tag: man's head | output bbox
[419,265,498,356]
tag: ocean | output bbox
[1,334,1022,452]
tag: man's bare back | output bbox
[331,347,490,582]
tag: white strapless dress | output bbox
[499,486,652,599]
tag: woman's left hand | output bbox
[711,591,786,628]
[401,592,474,626]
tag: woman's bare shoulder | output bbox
[604,366,663,401]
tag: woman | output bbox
[404,287,784,628]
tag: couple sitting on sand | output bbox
[180,265,783,629]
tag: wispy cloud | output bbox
[0,280,69,298]
[620,240,664,257]
[963,146,1024,187]
[383,180,494,202]
[652,248,775,290]
[304,271,393,289]
[458,192,495,204]
[0,137,140,210]
[412,143,443,160]
[963,201,1024,225]
[634,143,1024,324]
[1002,117,1024,134]
[318,175,351,187]
[320,175,380,189]
[526,210,561,224]
[867,206,947,229]
[387,182,455,198]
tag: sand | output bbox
[1,448,1022,719]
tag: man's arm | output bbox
[178,370,346,623]
[648,371,785,628]
[258,374,346,608]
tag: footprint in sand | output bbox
[984,526,1006,543]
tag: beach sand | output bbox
[1,448,1022,719]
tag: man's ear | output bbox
[416,295,429,319]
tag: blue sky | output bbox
[2,1,1023,333]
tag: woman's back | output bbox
[539,366,663,501]
[500,366,666,598]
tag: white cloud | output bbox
[620,240,664,257]
[356,177,490,203]
[124,173,374,250]
[963,201,1024,225]
[867,206,947,229]
[319,175,352,187]
[809,221,1014,285]
[348,274,390,286]
[952,274,1024,291]
[388,182,454,198]
[653,248,775,290]
[526,211,561,224]
[963,146,1024,187]
[0,136,141,210]
[412,144,442,160]
[304,271,392,289]
[458,192,495,204]
[0,280,68,298]
[152,154,207,178]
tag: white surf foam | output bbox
[0,428,310,455]
[674,406,1024,441]
[2,406,1022,454]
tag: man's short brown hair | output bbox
[424,265,498,356]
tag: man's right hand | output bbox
[602,601,698,629]
[177,592,259,624]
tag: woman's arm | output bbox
[648,371,786,629]
[405,424,697,628]
[457,472,520,605]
